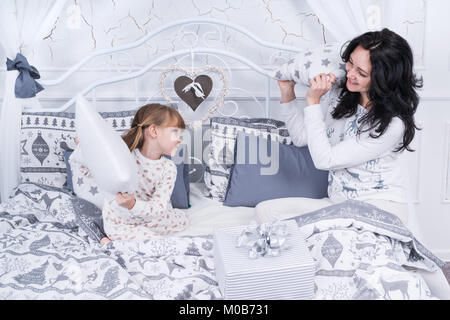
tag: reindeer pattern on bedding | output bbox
[0,183,444,299]
[292,200,443,300]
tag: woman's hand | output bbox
[115,192,136,210]
[306,73,336,106]
[278,80,296,103]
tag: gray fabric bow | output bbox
[6,53,44,98]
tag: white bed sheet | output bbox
[173,183,256,237]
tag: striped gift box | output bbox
[213,220,315,300]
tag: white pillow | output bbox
[21,110,136,189]
[271,42,346,86]
[68,145,107,209]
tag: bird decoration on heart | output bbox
[173,75,213,111]
[159,65,228,129]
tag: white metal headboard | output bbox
[28,18,303,116]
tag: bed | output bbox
[0,18,448,300]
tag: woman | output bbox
[256,28,450,300]
[256,28,421,225]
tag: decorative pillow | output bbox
[20,112,77,188]
[205,117,292,201]
[63,150,74,192]
[68,195,107,242]
[271,42,346,86]
[68,145,191,210]
[183,123,211,184]
[164,145,191,209]
[171,161,190,209]
[20,110,137,189]
[68,146,106,210]
[36,182,107,242]
[223,132,329,207]
[11,181,107,242]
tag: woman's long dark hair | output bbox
[332,28,422,152]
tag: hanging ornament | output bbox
[174,75,213,111]
[31,131,50,165]
[159,65,228,129]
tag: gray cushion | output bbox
[223,132,329,207]
[171,161,190,209]
[164,145,190,209]
[63,150,74,192]
[206,117,292,201]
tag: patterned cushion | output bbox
[68,147,107,210]
[20,110,137,189]
[204,117,292,201]
[182,124,211,184]
[271,42,346,86]
[9,181,106,242]
[69,195,107,242]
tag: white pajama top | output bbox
[280,87,407,203]
[101,149,189,240]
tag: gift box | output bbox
[213,220,315,300]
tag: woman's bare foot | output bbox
[100,237,111,245]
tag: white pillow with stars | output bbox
[69,145,107,210]
[271,42,347,86]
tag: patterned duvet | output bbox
[0,183,444,299]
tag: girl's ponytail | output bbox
[128,125,144,152]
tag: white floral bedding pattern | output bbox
[0,183,444,299]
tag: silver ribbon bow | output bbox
[236,220,289,259]
[182,81,206,99]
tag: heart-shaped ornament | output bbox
[159,65,228,129]
[173,75,213,111]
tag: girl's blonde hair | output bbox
[122,103,185,152]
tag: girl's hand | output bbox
[99,237,111,245]
[278,80,296,103]
[306,73,336,106]
[75,137,79,145]
[115,192,136,210]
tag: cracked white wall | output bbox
[34,0,426,66]
[1,0,430,103]
[36,0,333,67]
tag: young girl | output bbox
[256,28,421,225]
[71,103,189,243]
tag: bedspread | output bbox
[292,200,445,300]
[0,183,445,299]
[0,183,219,299]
